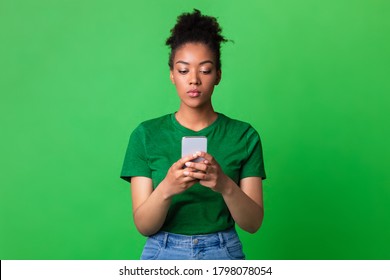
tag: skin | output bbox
[131,42,264,236]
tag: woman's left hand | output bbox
[183,151,230,194]
[184,152,264,234]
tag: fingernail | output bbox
[196,151,201,156]
[185,162,191,167]
[193,153,198,157]
[183,171,189,176]
[204,160,209,164]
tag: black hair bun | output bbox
[166,9,228,69]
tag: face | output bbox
[170,43,221,110]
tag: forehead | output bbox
[173,43,216,64]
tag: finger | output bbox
[182,167,205,174]
[184,170,208,180]
[196,152,215,164]
[184,162,208,172]
[185,167,203,173]
[183,175,198,182]
[174,154,199,169]
[181,169,198,180]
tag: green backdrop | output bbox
[1,0,389,260]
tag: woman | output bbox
[121,9,266,260]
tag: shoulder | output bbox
[132,114,172,134]
[218,113,262,145]
[139,114,171,128]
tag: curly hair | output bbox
[166,9,228,70]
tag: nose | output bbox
[189,71,200,85]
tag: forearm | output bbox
[132,156,200,236]
[222,178,264,234]
[133,183,172,236]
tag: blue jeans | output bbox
[140,227,245,260]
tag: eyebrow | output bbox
[175,60,214,65]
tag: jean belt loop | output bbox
[218,231,225,248]
[163,232,169,248]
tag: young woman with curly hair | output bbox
[121,9,266,260]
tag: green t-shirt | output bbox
[120,113,266,235]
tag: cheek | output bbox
[173,82,185,94]
[174,77,187,88]
[205,76,218,87]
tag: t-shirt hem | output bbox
[120,174,152,183]
[159,225,236,236]
[240,173,267,180]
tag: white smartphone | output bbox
[181,136,207,163]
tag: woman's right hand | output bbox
[159,153,201,198]
[131,153,203,236]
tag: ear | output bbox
[215,69,222,85]
[170,70,175,84]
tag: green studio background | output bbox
[1,0,389,260]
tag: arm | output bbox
[221,177,264,233]
[131,154,200,236]
[184,152,264,233]
[130,176,170,237]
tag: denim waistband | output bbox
[149,227,239,249]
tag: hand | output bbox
[183,152,230,194]
[160,154,200,198]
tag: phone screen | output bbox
[182,136,207,162]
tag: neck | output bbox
[175,105,218,132]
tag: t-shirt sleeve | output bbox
[120,125,152,183]
[240,127,267,180]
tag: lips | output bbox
[187,89,201,97]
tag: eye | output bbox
[178,70,188,74]
[200,70,212,74]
